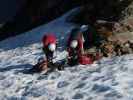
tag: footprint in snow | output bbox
[111,79,119,86]
[92,76,105,81]
[81,76,89,81]
[120,65,128,72]
[92,84,111,93]
[74,82,86,89]
[7,96,20,100]
[104,90,123,98]
[55,96,64,100]
[86,97,93,100]
[49,72,61,80]
[37,75,48,80]
[23,87,48,97]
[72,93,84,99]
[57,81,69,88]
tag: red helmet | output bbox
[42,34,56,47]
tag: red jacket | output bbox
[42,34,56,47]
[67,32,83,54]
[67,31,94,65]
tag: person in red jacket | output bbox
[42,34,56,62]
[32,34,57,72]
[67,28,94,66]
[67,28,84,54]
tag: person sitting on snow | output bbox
[42,34,56,62]
[32,33,64,72]
[32,34,57,72]
[67,27,94,66]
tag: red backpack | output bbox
[78,55,93,65]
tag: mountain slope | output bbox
[0,8,133,100]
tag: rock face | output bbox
[121,1,133,20]
[119,1,133,32]
[72,0,133,23]
[70,0,133,33]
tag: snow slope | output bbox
[0,8,133,100]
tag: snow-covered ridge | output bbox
[0,7,133,100]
